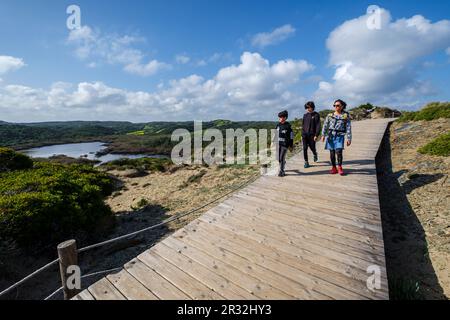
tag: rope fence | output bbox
[44,266,123,300]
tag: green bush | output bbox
[131,198,150,210]
[318,109,334,119]
[398,102,450,122]
[290,118,303,145]
[187,170,207,184]
[418,132,450,157]
[0,162,114,246]
[350,103,375,112]
[0,147,33,172]
[101,157,172,172]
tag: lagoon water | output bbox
[22,142,162,164]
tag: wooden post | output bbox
[57,239,80,300]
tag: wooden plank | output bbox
[232,187,383,226]
[235,186,380,217]
[228,191,385,244]
[72,289,95,300]
[137,251,224,300]
[197,212,387,284]
[219,195,384,243]
[196,214,389,286]
[124,259,190,300]
[87,277,126,300]
[247,180,381,210]
[250,178,381,208]
[149,242,257,299]
[106,269,159,300]
[222,200,384,257]
[215,193,385,250]
[170,227,333,299]
[209,203,386,264]
[179,221,386,300]
[177,222,371,299]
[162,236,294,299]
[212,225,386,300]
[250,178,384,218]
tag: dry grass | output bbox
[106,164,259,231]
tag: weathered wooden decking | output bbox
[74,118,393,300]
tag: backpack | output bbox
[327,112,349,134]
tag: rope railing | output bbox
[44,266,123,300]
[0,258,60,298]
[0,172,261,300]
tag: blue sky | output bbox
[0,0,450,122]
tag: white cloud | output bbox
[124,60,171,77]
[195,52,232,67]
[251,24,296,48]
[0,56,25,75]
[0,52,313,122]
[175,54,190,64]
[314,8,450,108]
[66,26,170,77]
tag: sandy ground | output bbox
[377,118,449,299]
[106,164,259,229]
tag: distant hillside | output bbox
[0,120,277,151]
[143,120,276,135]
[16,121,145,129]
[0,121,145,149]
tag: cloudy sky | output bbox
[1,0,450,122]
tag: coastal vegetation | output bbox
[0,148,115,247]
[418,132,450,157]
[398,102,450,122]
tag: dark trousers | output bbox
[278,145,288,173]
[330,149,343,167]
[302,134,317,162]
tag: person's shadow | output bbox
[285,159,377,176]
[376,124,446,300]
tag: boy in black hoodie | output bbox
[276,110,294,177]
[302,101,321,168]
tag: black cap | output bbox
[278,110,288,119]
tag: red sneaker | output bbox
[330,166,338,174]
[338,166,344,176]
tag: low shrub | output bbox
[418,132,450,157]
[101,157,172,172]
[398,102,450,122]
[0,147,33,172]
[0,161,115,246]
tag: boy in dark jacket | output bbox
[302,101,321,168]
[276,110,294,177]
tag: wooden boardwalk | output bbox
[74,118,392,300]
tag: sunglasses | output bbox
[334,104,342,107]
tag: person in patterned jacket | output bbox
[321,99,352,176]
